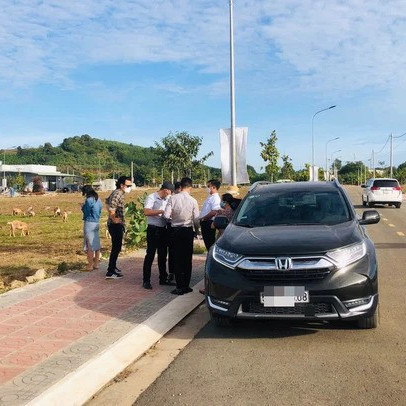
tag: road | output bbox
[99,186,406,406]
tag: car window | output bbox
[235,190,351,226]
[373,179,399,188]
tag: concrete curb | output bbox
[27,279,205,406]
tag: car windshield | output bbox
[235,190,351,227]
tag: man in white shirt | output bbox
[164,177,200,295]
[142,181,175,290]
[199,179,221,251]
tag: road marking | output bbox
[397,232,405,236]
[382,218,388,221]
[388,224,395,227]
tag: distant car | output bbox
[361,178,402,208]
[205,180,381,329]
[62,184,80,193]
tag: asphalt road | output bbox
[134,185,406,406]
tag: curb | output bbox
[27,279,205,406]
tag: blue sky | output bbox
[1,0,406,172]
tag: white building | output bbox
[0,163,77,191]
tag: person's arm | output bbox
[193,200,200,235]
[163,196,172,220]
[144,194,164,216]
[201,196,221,221]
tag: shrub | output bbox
[125,194,148,249]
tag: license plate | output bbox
[260,286,309,307]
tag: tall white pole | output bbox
[372,150,375,178]
[390,133,393,178]
[311,105,336,181]
[229,0,237,187]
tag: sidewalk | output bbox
[0,253,206,405]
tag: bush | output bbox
[125,194,148,249]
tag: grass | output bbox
[0,186,248,292]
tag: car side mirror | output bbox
[213,215,229,230]
[359,210,380,225]
[360,184,366,188]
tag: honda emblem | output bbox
[275,257,293,270]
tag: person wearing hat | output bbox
[142,181,175,289]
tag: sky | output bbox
[1,0,406,172]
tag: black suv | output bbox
[205,181,380,329]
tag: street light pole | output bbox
[229,0,237,189]
[311,105,336,181]
[325,137,339,180]
[330,149,341,178]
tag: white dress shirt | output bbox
[164,191,200,229]
[144,192,169,227]
[199,192,221,220]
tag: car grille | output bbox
[237,268,331,281]
[243,302,334,315]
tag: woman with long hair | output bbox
[81,187,103,271]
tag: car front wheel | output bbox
[210,310,233,327]
[357,305,379,329]
[395,202,401,209]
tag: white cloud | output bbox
[1,0,405,97]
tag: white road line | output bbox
[397,232,405,236]
[388,224,395,227]
[382,218,388,221]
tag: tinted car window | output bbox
[235,190,350,226]
[373,180,399,188]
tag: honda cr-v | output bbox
[205,181,380,329]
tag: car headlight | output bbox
[326,242,367,267]
[212,245,243,269]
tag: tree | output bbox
[260,130,280,182]
[155,131,213,179]
[32,176,45,193]
[280,155,294,180]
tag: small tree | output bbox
[32,176,45,193]
[280,155,294,180]
[155,131,213,180]
[260,130,280,182]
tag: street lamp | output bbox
[311,105,336,180]
[325,137,339,180]
[229,0,237,190]
[330,149,341,177]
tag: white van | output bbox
[361,178,402,208]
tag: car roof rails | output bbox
[248,181,272,192]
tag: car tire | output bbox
[367,200,374,208]
[395,203,401,209]
[362,197,366,207]
[357,305,379,329]
[210,310,233,327]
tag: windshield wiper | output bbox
[236,223,255,228]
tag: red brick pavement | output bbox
[0,256,206,385]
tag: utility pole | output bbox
[229,0,237,189]
[372,150,375,178]
[390,133,393,178]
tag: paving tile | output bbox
[0,324,23,336]
[0,257,205,403]
[0,366,25,385]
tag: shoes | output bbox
[105,271,123,279]
[115,267,123,275]
[170,288,184,295]
[159,280,176,286]
[143,282,153,290]
[183,287,193,293]
[167,273,175,282]
[199,288,205,295]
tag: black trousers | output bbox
[170,227,194,290]
[143,225,169,283]
[107,223,124,272]
[167,225,175,275]
[200,220,216,251]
